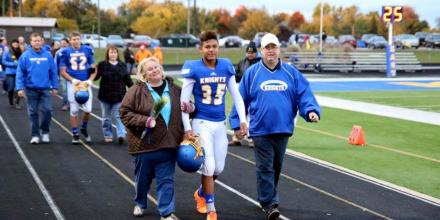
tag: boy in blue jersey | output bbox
[60,32,97,144]
[16,33,59,144]
[229,33,320,220]
[181,31,247,220]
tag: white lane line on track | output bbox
[285,150,440,207]
[0,114,65,220]
[227,152,392,220]
[50,119,160,208]
[215,179,290,220]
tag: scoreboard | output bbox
[382,6,403,23]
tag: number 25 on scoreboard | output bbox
[382,6,403,23]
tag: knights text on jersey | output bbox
[60,45,94,81]
[181,58,235,122]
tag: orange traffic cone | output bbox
[348,125,366,146]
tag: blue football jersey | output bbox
[181,58,235,122]
[60,45,94,81]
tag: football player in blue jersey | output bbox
[60,32,97,144]
[180,31,247,220]
[229,33,320,220]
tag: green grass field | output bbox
[291,107,440,198]
[316,90,440,113]
[218,89,440,198]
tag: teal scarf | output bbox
[146,81,171,127]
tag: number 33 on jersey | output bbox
[60,45,95,81]
[181,58,235,122]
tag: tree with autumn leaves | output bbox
[11,0,437,39]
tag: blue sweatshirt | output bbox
[229,60,321,137]
[2,51,19,75]
[16,48,59,90]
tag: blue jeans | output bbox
[60,77,68,105]
[133,149,176,217]
[126,63,133,75]
[25,89,53,137]
[252,134,289,209]
[100,101,126,138]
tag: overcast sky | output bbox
[98,0,438,28]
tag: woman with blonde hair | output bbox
[120,57,183,220]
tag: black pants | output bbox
[5,75,20,105]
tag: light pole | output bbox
[319,1,323,54]
[97,0,101,48]
[187,0,191,34]
[2,0,5,16]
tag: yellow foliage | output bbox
[131,2,186,37]
[238,9,275,39]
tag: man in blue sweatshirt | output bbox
[16,32,59,144]
[229,33,321,220]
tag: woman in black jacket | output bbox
[95,45,133,144]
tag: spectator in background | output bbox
[124,43,135,75]
[18,36,27,52]
[16,33,59,144]
[51,41,60,57]
[229,41,261,147]
[235,41,260,82]
[135,44,152,64]
[2,39,22,109]
[0,37,6,94]
[55,38,70,111]
[153,46,163,65]
[95,46,133,144]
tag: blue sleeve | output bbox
[48,56,59,90]
[2,52,18,67]
[181,61,194,78]
[15,55,26,90]
[295,70,321,122]
[60,50,68,68]
[55,50,62,68]
[87,47,95,65]
[229,67,251,130]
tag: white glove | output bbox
[84,80,93,86]
[71,79,80,85]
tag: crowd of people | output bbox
[0,31,320,220]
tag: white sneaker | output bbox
[30,136,40,144]
[42,134,50,143]
[160,214,179,220]
[133,205,145,217]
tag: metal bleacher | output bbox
[283,51,422,72]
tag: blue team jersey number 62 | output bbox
[70,54,87,71]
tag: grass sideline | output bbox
[316,90,440,113]
[93,48,440,65]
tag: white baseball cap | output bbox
[260,33,280,48]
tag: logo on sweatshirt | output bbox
[30,57,48,65]
[260,80,288,91]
